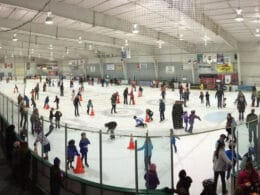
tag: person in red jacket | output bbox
[237,159,260,194]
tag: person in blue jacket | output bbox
[133,116,146,127]
[67,139,79,169]
[137,137,153,170]
[79,132,90,167]
[225,143,242,180]
[24,95,30,107]
[159,99,165,122]
[170,129,180,153]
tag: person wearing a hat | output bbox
[79,132,90,167]
[144,163,160,190]
[50,157,64,195]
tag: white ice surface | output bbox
[0,79,256,195]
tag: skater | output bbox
[251,90,256,107]
[138,85,143,97]
[178,83,183,100]
[146,109,153,121]
[50,157,63,195]
[54,109,62,128]
[213,141,231,194]
[110,92,118,114]
[73,94,81,116]
[215,88,224,108]
[60,82,64,96]
[183,87,189,107]
[234,91,247,121]
[79,132,90,167]
[133,116,146,127]
[33,125,52,160]
[31,95,36,109]
[43,82,47,92]
[49,108,54,126]
[54,96,60,110]
[137,137,153,170]
[225,113,237,142]
[159,99,165,122]
[30,108,39,135]
[123,87,128,104]
[246,109,258,145]
[67,139,79,169]
[129,89,135,105]
[24,95,30,107]
[199,91,204,104]
[44,96,49,109]
[86,99,93,115]
[182,111,189,131]
[161,85,166,100]
[14,84,18,93]
[71,89,75,101]
[144,163,160,190]
[205,91,210,107]
[34,83,39,100]
[187,110,201,133]
[225,143,242,180]
[104,121,117,140]
[257,90,260,107]
[170,129,180,153]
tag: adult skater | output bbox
[110,92,118,114]
[60,82,64,96]
[215,88,224,108]
[225,113,237,142]
[133,116,146,127]
[79,132,90,167]
[187,110,201,133]
[246,109,258,145]
[129,89,135,105]
[34,83,39,100]
[199,91,204,104]
[123,87,128,104]
[161,85,166,100]
[144,163,160,190]
[159,99,165,122]
[104,121,117,140]
[73,94,81,116]
[205,91,210,107]
[54,109,62,128]
[30,108,39,135]
[234,91,247,121]
[257,90,260,107]
[213,141,231,194]
[49,108,54,126]
[178,83,183,100]
[137,137,153,170]
[54,96,60,109]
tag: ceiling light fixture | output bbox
[49,44,53,49]
[132,24,139,34]
[156,39,165,49]
[255,29,260,37]
[125,40,128,46]
[178,33,184,41]
[235,8,244,22]
[12,34,18,42]
[78,36,83,44]
[45,11,54,25]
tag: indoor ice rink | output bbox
[0,0,260,195]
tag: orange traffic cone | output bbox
[80,95,83,101]
[127,134,135,150]
[117,95,120,104]
[45,104,49,110]
[74,155,85,174]
[145,114,150,123]
[90,107,95,116]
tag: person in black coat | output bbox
[5,124,17,161]
[159,99,165,122]
[50,157,64,195]
[104,121,117,140]
[123,87,128,104]
[73,95,81,116]
[54,110,62,128]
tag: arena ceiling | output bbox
[0,0,259,61]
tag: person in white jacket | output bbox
[213,141,231,194]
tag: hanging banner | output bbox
[106,64,115,71]
[217,64,234,73]
[165,66,175,74]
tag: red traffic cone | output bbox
[74,155,85,174]
[127,134,135,150]
[45,104,49,110]
[90,107,95,116]
[145,114,150,123]
[117,95,120,104]
[80,95,83,101]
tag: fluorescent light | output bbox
[45,12,53,25]
[88,45,93,51]
[235,8,244,22]
[132,24,139,34]
[49,44,53,49]
[12,34,18,42]
[125,39,128,46]
[178,34,184,41]
[255,29,260,37]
